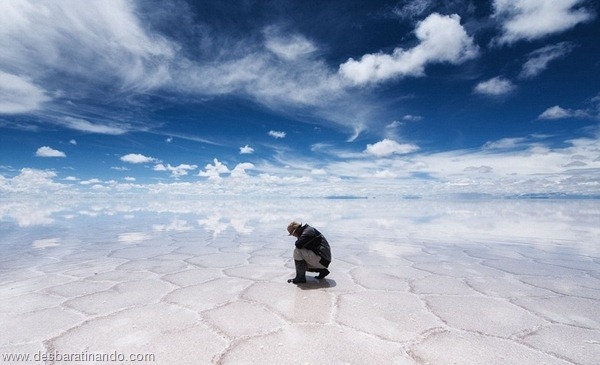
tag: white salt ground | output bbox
[0,198,599,364]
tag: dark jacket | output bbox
[294,224,331,268]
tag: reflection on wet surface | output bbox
[1,198,599,364]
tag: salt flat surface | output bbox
[1,198,599,364]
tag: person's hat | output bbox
[287,221,302,236]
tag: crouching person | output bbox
[286,221,331,284]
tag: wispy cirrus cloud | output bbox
[263,26,317,61]
[60,117,129,135]
[519,42,575,79]
[0,1,378,139]
[0,71,49,114]
[0,1,175,94]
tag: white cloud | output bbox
[264,27,317,60]
[230,163,254,178]
[364,139,419,157]
[153,163,197,178]
[493,0,594,44]
[0,0,386,138]
[483,138,525,150]
[539,105,571,120]
[0,168,65,194]
[198,159,230,180]
[80,178,102,185]
[240,145,254,154]
[124,176,136,182]
[372,169,398,178]
[519,42,575,79]
[0,71,49,114]
[69,139,77,145]
[474,77,516,96]
[120,153,157,164]
[402,115,423,122]
[61,117,128,135]
[35,146,66,158]
[392,0,433,20]
[538,105,588,120]
[268,130,286,139]
[386,121,402,129]
[4,135,600,198]
[166,136,173,143]
[0,1,175,93]
[196,160,254,180]
[339,13,478,85]
[464,165,494,173]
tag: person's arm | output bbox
[295,227,322,250]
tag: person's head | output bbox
[287,221,302,237]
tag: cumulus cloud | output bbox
[120,153,157,164]
[538,105,588,120]
[35,146,66,158]
[196,160,255,180]
[240,145,254,154]
[474,77,516,96]
[0,71,49,114]
[198,159,230,180]
[520,42,575,79]
[339,13,478,85]
[268,130,286,139]
[364,139,419,157]
[0,168,64,194]
[493,0,594,44]
[230,162,254,178]
[154,163,198,178]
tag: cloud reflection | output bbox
[1,197,599,256]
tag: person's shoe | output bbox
[287,260,307,284]
[316,269,330,279]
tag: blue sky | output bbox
[1,0,599,197]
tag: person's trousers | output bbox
[293,248,327,269]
